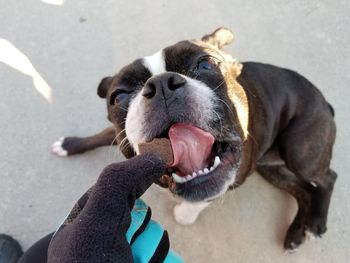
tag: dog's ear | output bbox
[201,27,235,49]
[97,76,113,98]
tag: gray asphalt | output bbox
[1,0,349,262]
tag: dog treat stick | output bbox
[138,138,174,165]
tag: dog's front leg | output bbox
[52,126,117,156]
[173,201,210,225]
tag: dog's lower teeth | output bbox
[172,173,186,183]
[172,155,222,184]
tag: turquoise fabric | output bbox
[127,199,184,263]
[126,199,149,243]
[164,250,184,263]
[131,219,164,262]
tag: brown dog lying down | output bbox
[52,28,337,252]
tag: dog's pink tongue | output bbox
[169,123,214,176]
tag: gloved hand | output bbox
[48,154,182,263]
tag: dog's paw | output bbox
[173,201,209,225]
[51,137,68,156]
[284,218,325,253]
[174,204,198,225]
[284,242,299,254]
[283,224,306,252]
[305,229,319,241]
[306,217,327,238]
[52,136,87,156]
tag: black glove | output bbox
[48,154,168,263]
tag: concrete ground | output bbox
[1,0,349,262]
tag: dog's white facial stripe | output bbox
[143,50,166,76]
[125,93,145,154]
[127,50,167,154]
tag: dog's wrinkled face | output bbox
[98,28,246,202]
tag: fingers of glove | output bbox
[101,153,166,184]
[130,220,169,263]
[98,154,167,199]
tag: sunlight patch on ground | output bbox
[0,39,53,103]
[40,0,64,6]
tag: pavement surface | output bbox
[1,0,349,262]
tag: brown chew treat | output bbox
[138,138,174,165]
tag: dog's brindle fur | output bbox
[55,28,337,251]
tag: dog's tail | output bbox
[328,103,335,117]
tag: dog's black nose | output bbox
[142,72,186,99]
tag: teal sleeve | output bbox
[127,199,184,263]
[131,219,165,262]
[126,199,150,243]
[164,250,184,263]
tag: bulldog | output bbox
[52,28,337,252]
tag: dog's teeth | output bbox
[210,167,214,171]
[186,175,192,180]
[204,168,209,174]
[214,156,221,168]
[198,170,204,175]
[192,172,197,177]
[172,173,186,184]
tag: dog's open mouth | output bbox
[155,123,238,192]
[169,123,216,181]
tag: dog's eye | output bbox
[197,57,218,71]
[110,90,130,105]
